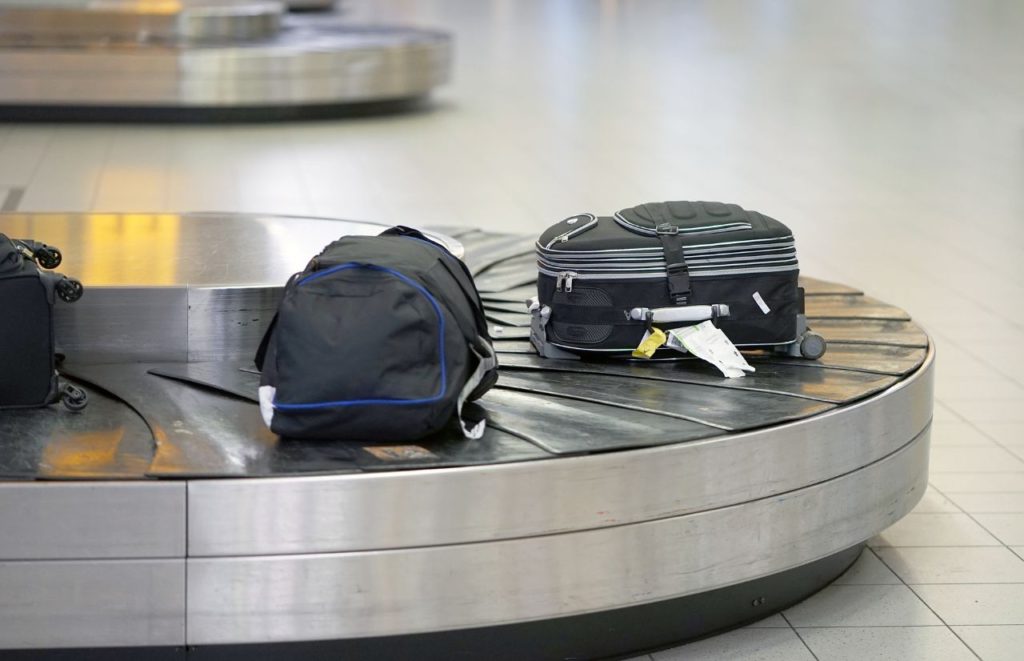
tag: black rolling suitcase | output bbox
[531,201,826,359]
[0,234,88,410]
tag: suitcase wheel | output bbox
[36,246,62,269]
[799,331,827,360]
[56,277,84,303]
[60,383,89,412]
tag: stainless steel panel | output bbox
[187,428,929,643]
[0,19,451,107]
[0,482,184,560]
[0,2,283,44]
[55,286,189,363]
[187,346,932,556]
[0,559,184,649]
[187,286,281,362]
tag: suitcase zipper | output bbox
[541,264,797,281]
[612,212,752,237]
[544,214,597,248]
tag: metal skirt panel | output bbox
[186,427,929,643]
[186,346,933,556]
[0,25,451,107]
[0,482,185,560]
[0,559,184,650]
[0,3,284,44]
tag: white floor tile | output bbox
[928,447,1024,473]
[952,625,1024,661]
[18,128,111,211]
[0,128,51,187]
[832,550,902,585]
[913,488,962,513]
[933,402,966,424]
[972,514,1024,546]
[651,627,815,661]
[944,493,1024,514]
[936,376,1024,402]
[974,422,1024,447]
[929,422,1000,448]
[784,585,940,627]
[870,513,1000,547]
[913,584,1024,625]
[929,473,1024,494]
[945,400,1024,424]
[798,626,977,661]
[746,614,790,628]
[874,547,1024,584]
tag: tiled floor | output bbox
[2,1,1023,658]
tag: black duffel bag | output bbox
[256,226,499,441]
[0,234,87,411]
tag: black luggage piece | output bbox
[532,201,826,359]
[256,226,499,441]
[0,234,87,410]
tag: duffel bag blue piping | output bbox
[273,262,447,410]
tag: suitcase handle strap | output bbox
[656,223,690,305]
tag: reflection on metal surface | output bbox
[0,213,462,362]
[83,214,181,285]
[186,429,928,643]
[0,213,461,286]
[0,383,153,479]
[63,362,278,477]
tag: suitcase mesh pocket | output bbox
[551,287,615,346]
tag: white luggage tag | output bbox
[666,321,755,379]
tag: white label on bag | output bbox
[667,321,755,379]
[752,291,771,315]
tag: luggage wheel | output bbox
[60,382,89,412]
[35,246,62,269]
[797,331,827,360]
[56,277,84,303]
[775,330,827,360]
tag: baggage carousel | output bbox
[0,1,449,121]
[0,213,933,659]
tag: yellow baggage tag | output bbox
[632,327,666,359]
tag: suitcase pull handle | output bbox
[629,304,730,325]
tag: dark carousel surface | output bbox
[0,213,932,658]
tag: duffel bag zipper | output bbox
[544,214,597,248]
[612,212,752,237]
